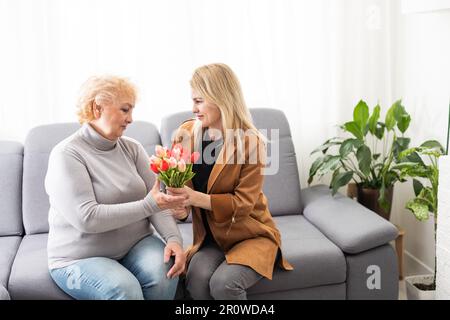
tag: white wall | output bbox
[391,3,450,274]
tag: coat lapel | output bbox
[207,136,235,193]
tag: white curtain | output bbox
[0,0,448,189]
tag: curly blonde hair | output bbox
[76,75,137,124]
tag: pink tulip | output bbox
[150,155,161,166]
[168,157,178,169]
[177,159,186,172]
[155,145,166,158]
[172,147,181,161]
[190,152,200,164]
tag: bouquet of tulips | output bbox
[149,144,200,188]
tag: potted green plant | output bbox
[395,140,445,300]
[308,99,414,220]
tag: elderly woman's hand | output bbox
[164,241,186,279]
[170,206,190,220]
[150,180,188,210]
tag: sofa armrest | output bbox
[301,184,398,254]
[0,284,10,300]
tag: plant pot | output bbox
[347,183,393,220]
[405,275,436,300]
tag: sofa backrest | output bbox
[0,141,24,236]
[160,108,303,216]
[22,121,161,235]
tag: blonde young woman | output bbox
[45,76,187,300]
[168,63,293,300]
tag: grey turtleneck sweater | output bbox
[45,123,182,270]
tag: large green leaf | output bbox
[401,166,432,179]
[399,147,419,159]
[406,198,430,221]
[385,100,401,131]
[418,187,435,212]
[310,138,342,155]
[368,104,381,135]
[392,161,422,170]
[308,156,327,184]
[339,138,361,158]
[397,114,411,134]
[413,179,424,197]
[378,183,391,211]
[316,155,342,177]
[393,137,411,158]
[420,140,445,154]
[331,171,354,195]
[343,121,364,140]
[384,171,400,187]
[401,151,424,165]
[375,122,385,140]
[329,168,340,193]
[393,101,411,133]
[356,145,371,177]
[353,100,369,132]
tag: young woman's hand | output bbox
[150,179,188,210]
[167,186,211,210]
[166,186,195,206]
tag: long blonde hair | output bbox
[190,63,264,141]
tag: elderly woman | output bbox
[45,76,187,300]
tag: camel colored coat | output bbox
[173,119,293,279]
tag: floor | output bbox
[399,280,407,300]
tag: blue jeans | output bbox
[50,234,178,300]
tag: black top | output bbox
[192,132,223,245]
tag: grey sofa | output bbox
[0,108,399,300]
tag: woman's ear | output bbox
[92,102,102,119]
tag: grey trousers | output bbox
[185,241,263,300]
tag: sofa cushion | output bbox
[302,185,399,254]
[0,236,21,288]
[250,215,346,293]
[173,215,346,293]
[22,121,161,235]
[8,233,71,300]
[177,222,193,250]
[345,244,398,300]
[22,123,81,235]
[0,141,24,236]
[250,108,303,216]
[161,108,303,217]
[248,283,346,300]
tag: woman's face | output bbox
[191,89,222,130]
[92,96,134,140]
